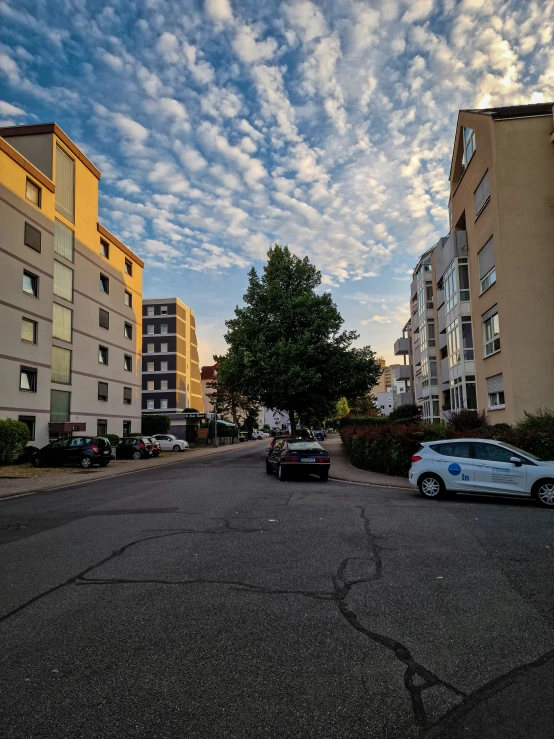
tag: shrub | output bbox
[389,404,420,422]
[105,434,120,445]
[15,445,39,465]
[183,408,201,413]
[447,409,487,431]
[0,418,31,465]
[516,407,554,432]
[141,414,171,436]
[340,416,392,428]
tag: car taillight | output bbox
[412,455,422,463]
[91,445,99,453]
[316,457,328,462]
[139,442,146,448]
[282,457,299,463]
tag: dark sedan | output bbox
[266,438,330,481]
[117,437,153,460]
[33,436,112,469]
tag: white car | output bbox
[409,438,554,507]
[152,434,189,452]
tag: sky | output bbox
[1,0,553,367]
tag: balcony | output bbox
[439,330,447,350]
[394,337,410,356]
[441,357,450,390]
[396,391,414,406]
[395,365,412,382]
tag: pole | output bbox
[213,395,217,448]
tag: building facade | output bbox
[0,124,143,447]
[142,298,203,414]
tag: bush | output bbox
[141,414,171,436]
[15,445,39,465]
[183,408,201,413]
[0,418,31,465]
[389,404,420,421]
[105,434,120,445]
[516,407,554,432]
[340,416,392,428]
[447,409,487,431]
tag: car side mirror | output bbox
[510,456,523,467]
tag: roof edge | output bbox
[97,223,144,268]
[0,137,55,192]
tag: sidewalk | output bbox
[0,440,268,500]
[325,436,411,489]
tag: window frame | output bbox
[160,361,168,372]
[25,178,41,208]
[98,345,109,365]
[53,259,74,303]
[146,362,155,372]
[160,399,168,410]
[147,343,155,353]
[146,325,154,335]
[21,317,37,344]
[53,303,72,343]
[20,366,37,393]
[480,267,496,295]
[146,399,155,410]
[100,273,110,294]
[24,222,42,253]
[124,259,132,276]
[488,391,505,410]
[124,355,132,372]
[160,305,168,315]
[18,415,36,441]
[147,306,155,317]
[100,239,109,259]
[97,419,108,436]
[124,322,132,340]
[160,380,168,390]
[124,291,132,307]
[23,270,39,298]
[161,324,168,334]
[483,312,500,357]
[147,380,155,391]
[51,345,72,385]
[123,387,132,405]
[98,381,109,402]
[99,308,110,330]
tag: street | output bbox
[1,444,554,738]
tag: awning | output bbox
[216,419,236,427]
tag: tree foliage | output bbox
[141,414,171,436]
[0,418,30,465]
[218,245,381,431]
[336,397,350,418]
[348,393,380,417]
[206,361,260,435]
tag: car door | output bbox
[472,442,527,495]
[431,441,475,492]
[66,437,86,464]
[47,438,70,465]
[156,435,170,451]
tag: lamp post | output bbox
[212,395,218,448]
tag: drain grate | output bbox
[0,524,28,532]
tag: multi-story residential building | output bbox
[393,321,415,406]
[0,123,143,447]
[201,362,217,417]
[405,102,554,424]
[142,298,203,414]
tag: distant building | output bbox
[200,362,217,416]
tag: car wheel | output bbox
[80,456,92,469]
[33,456,41,468]
[266,461,273,474]
[132,451,142,460]
[418,473,444,500]
[319,470,329,482]
[534,479,554,507]
[173,444,181,452]
[278,464,287,482]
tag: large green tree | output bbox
[205,362,260,435]
[218,245,381,433]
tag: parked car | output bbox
[151,434,189,451]
[314,430,326,441]
[146,437,162,457]
[410,438,554,507]
[297,429,315,440]
[117,437,153,460]
[239,433,248,442]
[33,436,112,469]
[266,437,330,481]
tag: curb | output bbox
[329,475,412,490]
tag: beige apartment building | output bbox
[0,123,143,447]
[400,102,554,424]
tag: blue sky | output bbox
[1,0,553,366]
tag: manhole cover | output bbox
[0,524,28,532]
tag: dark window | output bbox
[430,442,471,458]
[124,355,132,371]
[124,322,132,339]
[100,274,109,294]
[50,390,70,422]
[98,345,108,364]
[20,366,37,392]
[473,443,515,464]
[25,179,41,207]
[160,305,168,315]
[124,259,132,276]
[24,222,41,252]
[100,239,109,258]
[18,415,36,441]
[23,270,38,297]
[98,382,108,402]
[123,387,132,405]
[99,308,109,329]
[123,420,131,436]
[21,318,37,344]
[125,291,132,307]
[97,419,108,436]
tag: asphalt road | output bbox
[1,444,554,738]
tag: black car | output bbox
[266,437,330,481]
[117,437,153,460]
[33,436,112,469]
[314,430,326,441]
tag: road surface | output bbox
[1,443,554,737]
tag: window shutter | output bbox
[50,389,71,422]
[478,238,495,279]
[482,304,498,323]
[24,222,42,252]
[55,146,75,222]
[53,303,72,342]
[54,219,74,261]
[53,260,74,302]
[487,374,504,393]
[474,171,490,217]
[99,309,110,329]
[51,346,71,384]
[124,387,132,403]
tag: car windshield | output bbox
[500,442,540,460]
[287,441,323,451]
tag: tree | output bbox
[218,245,381,433]
[348,393,380,417]
[388,404,419,422]
[141,414,171,436]
[336,397,350,418]
[0,418,30,465]
[206,360,260,436]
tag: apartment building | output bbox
[404,102,554,424]
[0,124,143,447]
[142,298,203,414]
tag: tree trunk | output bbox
[289,407,296,435]
[231,399,238,427]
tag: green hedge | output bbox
[141,414,171,436]
[340,415,419,428]
[0,418,31,465]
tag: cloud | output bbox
[0,99,26,116]
[205,0,234,24]
[232,24,278,63]
[362,315,392,325]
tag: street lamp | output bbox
[212,394,217,448]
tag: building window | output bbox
[97,419,108,436]
[479,237,495,294]
[147,343,154,353]
[98,382,108,402]
[20,366,37,392]
[481,267,496,294]
[447,318,460,367]
[160,305,168,315]
[50,389,70,422]
[161,324,168,334]
[160,399,168,410]
[124,355,132,371]
[466,376,477,409]
[98,345,108,364]
[147,380,155,391]
[147,306,155,316]
[53,303,72,342]
[100,274,110,294]
[55,145,75,222]
[25,179,41,207]
[23,270,38,297]
[21,317,37,344]
[53,260,74,302]
[487,374,505,409]
[123,420,131,436]
[124,291,132,307]
[24,222,41,253]
[458,258,470,301]
[461,316,474,360]
[124,322,132,340]
[444,261,457,313]
[161,342,168,353]
[161,380,168,390]
[147,362,155,372]
[123,387,132,405]
[147,325,154,334]
[54,219,74,261]
[147,399,155,410]
[421,357,429,389]
[474,171,490,219]
[100,239,109,258]
[463,127,476,166]
[160,361,168,372]
[483,308,500,356]
[99,308,110,329]
[51,346,71,384]
[18,415,36,441]
[124,259,132,276]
